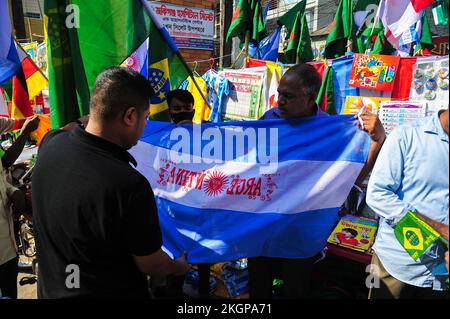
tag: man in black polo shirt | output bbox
[32,67,189,299]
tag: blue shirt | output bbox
[367,111,449,290]
[260,105,328,120]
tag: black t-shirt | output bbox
[32,126,162,299]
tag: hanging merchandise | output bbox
[391,57,417,99]
[316,65,336,114]
[247,59,282,114]
[378,100,427,135]
[432,0,449,26]
[180,75,210,123]
[343,96,391,115]
[220,68,266,121]
[409,56,449,115]
[332,55,359,115]
[348,54,401,91]
[203,70,231,123]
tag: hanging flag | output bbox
[263,1,270,23]
[121,38,149,78]
[316,66,337,114]
[0,0,20,84]
[414,13,434,55]
[285,11,314,63]
[258,27,281,62]
[45,0,191,128]
[379,0,434,39]
[332,56,360,115]
[278,0,307,34]
[324,0,358,59]
[268,71,279,109]
[10,40,47,118]
[353,0,394,55]
[15,43,48,100]
[130,117,371,262]
[226,0,266,44]
[10,67,33,118]
[143,3,191,121]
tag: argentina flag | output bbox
[130,116,371,263]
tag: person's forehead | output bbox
[279,73,304,90]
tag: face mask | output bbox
[171,110,195,124]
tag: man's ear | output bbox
[123,107,137,127]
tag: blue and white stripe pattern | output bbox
[130,116,371,263]
[0,0,20,84]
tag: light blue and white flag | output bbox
[121,38,149,78]
[130,116,371,263]
[0,0,20,84]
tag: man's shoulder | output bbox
[40,129,69,149]
[260,108,281,120]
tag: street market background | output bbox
[0,0,448,299]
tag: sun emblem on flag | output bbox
[204,171,229,197]
[124,54,139,70]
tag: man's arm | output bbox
[2,116,40,168]
[354,111,386,186]
[133,250,190,276]
[366,129,415,226]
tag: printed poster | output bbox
[378,101,426,135]
[221,69,266,121]
[343,96,391,115]
[349,54,401,91]
[409,56,449,116]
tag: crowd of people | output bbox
[0,65,448,299]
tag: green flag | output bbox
[324,0,357,59]
[285,12,314,63]
[226,0,266,44]
[45,0,190,127]
[414,14,434,55]
[316,66,336,115]
[278,0,307,34]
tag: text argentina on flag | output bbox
[130,116,371,263]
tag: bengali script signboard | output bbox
[148,3,215,50]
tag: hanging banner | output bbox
[220,69,266,121]
[147,3,214,51]
[349,54,401,92]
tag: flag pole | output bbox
[366,2,382,53]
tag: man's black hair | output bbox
[342,228,358,238]
[283,63,322,98]
[167,89,195,109]
[90,67,154,122]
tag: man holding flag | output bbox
[250,63,386,298]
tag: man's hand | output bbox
[355,110,386,143]
[9,190,26,218]
[20,116,40,136]
[173,252,191,275]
